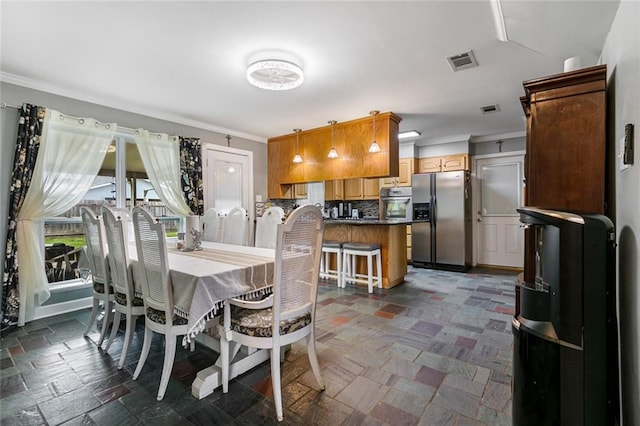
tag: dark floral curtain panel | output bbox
[2,104,44,330]
[179,136,204,216]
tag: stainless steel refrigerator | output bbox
[411,171,472,271]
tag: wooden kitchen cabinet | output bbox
[294,183,307,198]
[418,154,469,173]
[520,64,607,289]
[278,183,308,199]
[324,179,344,201]
[380,157,416,187]
[344,178,379,200]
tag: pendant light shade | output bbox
[327,120,339,159]
[369,110,381,153]
[292,128,303,163]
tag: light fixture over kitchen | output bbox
[327,120,339,159]
[292,128,303,164]
[246,59,304,91]
[398,130,421,139]
[368,110,381,153]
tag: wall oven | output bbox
[379,187,412,220]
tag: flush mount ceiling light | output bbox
[398,130,421,139]
[327,120,339,159]
[292,128,303,163]
[369,110,381,153]
[246,59,304,91]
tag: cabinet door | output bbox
[418,157,441,173]
[294,183,307,198]
[324,180,344,200]
[397,158,415,186]
[344,178,364,200]
[380,176,398,188]
[363,178,380,199]
[441,154,468,171]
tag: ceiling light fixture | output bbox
[292,128,303,163]
[369,110,381,153]
[246,59,304,91]
[398,130,421,139]
[327,120,339,159]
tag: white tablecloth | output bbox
[129,240,275,341]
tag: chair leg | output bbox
[157,334,177,401]
[306,333,325,390]
[83,298,100,336]
[337,250,343,288]
[104,309,121,351]
[97,300,113,346]
[133,324,153,380]
[270,348,284,422]
[118,312,137,370]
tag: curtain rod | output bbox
[0,101,167,140]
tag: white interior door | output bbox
[474,154,524,268]
[205,145,254,243]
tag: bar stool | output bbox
[320,240,343,288]
[342,242,382,293]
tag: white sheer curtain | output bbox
[134,130,191,216]
[16,109,116,325]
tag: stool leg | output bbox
[367,253,374,293]
[336,250,343,288]
[319,251,326,278]
[376,251,382,289]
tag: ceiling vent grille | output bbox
[447,50,478,72]
[481,104,500,114]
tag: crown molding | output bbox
[0,72,267,143]
[469,130,526,143]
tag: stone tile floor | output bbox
[0,266,517,425]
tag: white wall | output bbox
[600,1,640,424]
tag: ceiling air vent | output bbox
[481,104,500,114]
[447,50,478,72]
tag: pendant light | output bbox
[327,120,339,159]
[292,128,303,163]
[368,110,381,153]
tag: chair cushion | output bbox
[94,282,114,294]
[114,292,144,307]
[229,305,311,337]
[145,307,188,325]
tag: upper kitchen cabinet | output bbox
[380,157,416,187]
[325,179,344,201]
[522,65,607,213]
[268,112,401,198]
[344,178,380,200]
[417,154,469,174]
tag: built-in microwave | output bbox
[379,187,412,220]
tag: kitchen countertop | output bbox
[324,218,413,225]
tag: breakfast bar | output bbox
[323,219,410,288]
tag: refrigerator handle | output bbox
[431,194,437,225]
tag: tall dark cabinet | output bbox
[520,64,608,286]
[514,65,619,425]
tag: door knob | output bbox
[477,217,482,222]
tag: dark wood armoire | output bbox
[519,64,608,295]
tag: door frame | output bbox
[203,144,255,243]
[472,150,525,267]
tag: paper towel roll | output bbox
[564,57,581,72]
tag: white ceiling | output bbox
[0,1,620,145]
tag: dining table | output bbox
[127,238,276,399]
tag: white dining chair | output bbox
[101,206,145,369]
[221,206,248,245]
[80,207,114,347]
[201,207,220,242]
[219,205,326,422]
[130,207,191,401]
[254,206,285,249]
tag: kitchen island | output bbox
[323,219,411,288]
